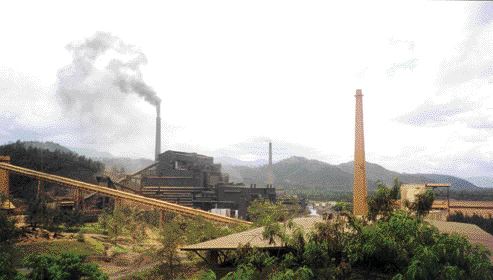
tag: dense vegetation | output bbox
[197,184,492,280]
[0,141,104,199]
[247,199,300,226]
[24,253,108,280]
[0,194,107,280]
[0,195,22,280]
[199,210,492,280]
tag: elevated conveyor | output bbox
[0,162,251,225]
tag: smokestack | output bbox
[267,142,273,187]
[353,89,368,216]
[155,103,161,161]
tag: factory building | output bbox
[118,150,275,219]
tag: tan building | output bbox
[400,184,428,204]
[400,183,450,205]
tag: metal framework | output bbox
[0,162,251,225]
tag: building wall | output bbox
[400,184,427,205]
[216,185,276,218]
[140,151,277,219]
[153,151,226,188]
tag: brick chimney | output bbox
[155,103,161,161]
[353,89,368,216]
[267,142,273,187]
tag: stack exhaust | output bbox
[155,103,161,161]
[267,141,273,187]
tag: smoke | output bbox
[58,31,160,107]
[55,32,161,157]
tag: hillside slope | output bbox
[11,140,154,174]
[0,141,104,199]
[467,177,493,188]
[224,157,479,191]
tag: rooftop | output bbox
[182,216,493,262]
[181,216,323,251]
[427,219,493,260]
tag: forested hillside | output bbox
[0,141,104,199]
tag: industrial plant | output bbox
[116,150,276,219]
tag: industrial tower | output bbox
[353,89,368,216]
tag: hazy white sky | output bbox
[0,1,492,177]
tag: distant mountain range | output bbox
[223,156,480,191]
[215,156,268,167]
[68,147,114,159]
[467,177,493,188]
[6,141,484,190]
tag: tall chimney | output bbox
[267,141,273,187]
[353,89,368,216]
[155,103,161,161]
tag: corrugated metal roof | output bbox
[181,217,323,251]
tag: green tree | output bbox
[185,216,234,244]
[391,177,401,199]
[157,217,186,279]
[0,195,22,280]
[269,266,313,280]
[235,245,277,273]
[247,200,291,226]
[346,210,492,279]
[106,206,127,244]
[332,201,352,213]
[124,207,147,245]
[367,182,397,221]
[396,232,492,280]
[309,215,350,264]
[25,253,107,280]
[26,196,55,230]
[198,269,217,280]
[347,211,435,275]
[54,209,83,229]
[97,209,110,234]
[409,190,435,219]
[221,264,256,280]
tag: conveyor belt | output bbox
[0,162,251,225]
